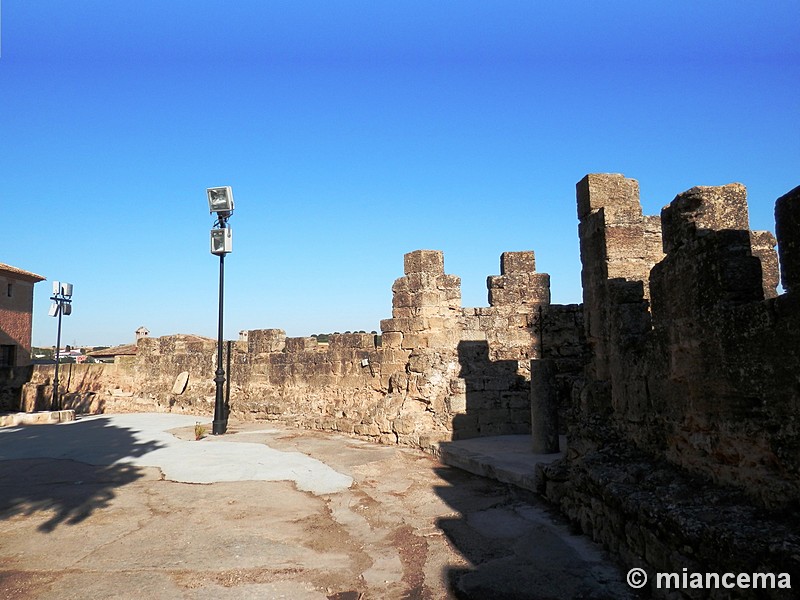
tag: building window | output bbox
[6,283,11,297]
[0,345,15,367]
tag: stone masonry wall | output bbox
[6,250,586,452]
[541,174,800,598]
[567,174,799,509]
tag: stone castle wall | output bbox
[11,249,586,451]
[561,174,800,509]
[539,174,800,596]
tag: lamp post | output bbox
[49,281,73,411]
[207,186,234,435]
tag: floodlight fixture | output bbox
[207,186,235,215]
[49,282,74,316]
[210,227,233,255]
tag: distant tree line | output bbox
[311,331,381,345]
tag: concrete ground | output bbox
[0,413,636,599]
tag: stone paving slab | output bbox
[436,434,566,493]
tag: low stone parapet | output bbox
[0,410,75,427]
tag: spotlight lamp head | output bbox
[48,281,73,317]
[207,186,235,216]
[211,227,233,255]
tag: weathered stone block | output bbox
[530,360,559,454]
[467,390,501,410]
[576,173,642,223]
[354,422,380,436]
[457,322,482,340]
[606,279,645,304]
[605,258,653,282]
[409,290,445,308]
[392,290,414,309]
[487,287,516,307]
[478,314,508,331]
[438,274,462,290]
[404,250,444,275]
[426,330,462,348]
[446,394,467,413]
[137,337,160,356]
[524,273,551,304]
[391,307,417,319]
[284,337,318,352]
[500,251,536,275]
[380,318,401,333]
[248,329,286,354]
[603,224,645,260]
[401,333,429,349]
[393,415,417,434]
[328,333,375,349]
[337,419,355,434]
[661,183,750,254]
[381,331,403,348]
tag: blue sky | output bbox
[2,1,798,347]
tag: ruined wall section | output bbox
[377,250,578,442]
[230,329,400,441]
[539,177,800,592]
[646,183,797,507]
[483,251,550,362]
[571,174,799,508]
[455,251,553,439]
[377,250,463,445]
[575,174,664,429]
[9,248,587,452]
[134,334,219,413]
[18,362,137,414]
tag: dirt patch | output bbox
[390,525,432,600]
[173,566,305,588]
[0,570,57,600]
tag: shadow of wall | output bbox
[452,341,530,440]
[0,366,33,412]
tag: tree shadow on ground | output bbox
[0,418,163,532]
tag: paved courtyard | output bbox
[0,413,635,599]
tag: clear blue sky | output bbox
[2,1,798,347]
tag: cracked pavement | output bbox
[0,413,635,599]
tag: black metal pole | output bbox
[52,305,63,411]
[212,252,227,435]
[225,339,232,421]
